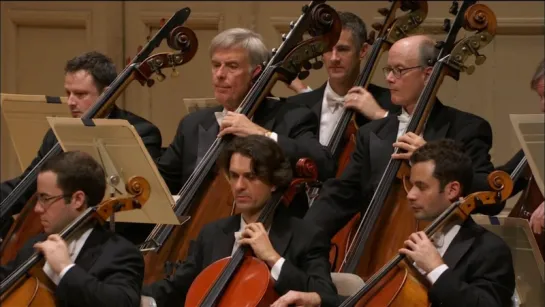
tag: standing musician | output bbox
[0,51,163,244]
[272,139,516,307]
[286,12,399,146]
[304,34,497,240]
[143,135,337,307]
[0,151,144,307]
[155,28,334,217]
[496,58,545,235]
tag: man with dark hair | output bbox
[0,51,162,244]
[0,151,144,307]
[305,35,497,241]
[143,135,336,307]
[273,139,515,307]
[286,11,399,149]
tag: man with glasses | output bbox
[304,35,496,240]
[0,151,144,307]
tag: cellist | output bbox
[495,58,545,235]
[0,51,163,244]
[154,28,334,218]
[0,151,144,307]
[272,139,516,307]
[143,135,336,307]
[304,34,498,240]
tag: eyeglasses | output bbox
[36,193,69,209]
[382,65,422,79]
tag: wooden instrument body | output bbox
[185,256,278,307]
[143,173,234,284]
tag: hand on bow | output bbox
[271,290,322,307]
[392,132,427,160]
[218,111,268,138]
[529,201,544,234]
[238,222,281,267]
[345,86,388,120]
[399,231,444,274]
[34,234,73,275]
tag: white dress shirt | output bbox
[232,217,285,281]
[215,108,278,142]
[42,227,93,285]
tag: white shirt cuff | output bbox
[301,86,313,93]
[270,257,285,281]
[426,264,448,285]
[383,111,389,118]
[268,132,278,142]
[59,263,76,281]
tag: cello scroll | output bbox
[95,176,151,222]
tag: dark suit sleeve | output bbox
[55,240,144,307]
[142,230,205,307]
[321,294,347,307]
[304,125,371,239]
[155,118,187,194]
[496,149,527,196]
[428,239,515,307]
[134,121,163,160]
[276,107,335,181]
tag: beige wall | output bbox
[1,1,544,210]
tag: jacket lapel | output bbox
[268,206,293,257]
[197,106,222,165]
[423,101,450,141]
[442,218,477,269]
[74,225,110,272]
[213,215,240,262]
[253,98,278,131]
[369,116,399,175]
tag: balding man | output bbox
[304,35,496,239]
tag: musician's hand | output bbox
[271,290,322,307]
[345,86,387,120]
[34,234,73,275]
[529,201,545,234]
[392,132,427,160]
[238,222,281,267]
[399,231,444,274]
[218,111,268,138]
[288,78,310,94]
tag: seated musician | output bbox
[0,151,144,307]
[286,12,400,147]
[0,51,162,244]
[305,34,498,240]
[143,135,337,307]
[495,58,544,234]
[155,28,334,217]
[272,139,516,307]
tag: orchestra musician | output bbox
[143,135,336,307]
[304,34,498,240]
[286,12,400,146]
[0,151,144,307]
[0,51,163,244]
[272,139,516,307]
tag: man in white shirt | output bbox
[0,151,144,307]
[143,135,336,307]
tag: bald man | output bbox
[304,35,496,239]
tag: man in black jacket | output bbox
[0,151,144,307]
[144,135,337,307]
[0,51,162,244]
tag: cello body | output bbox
[1,276,56,307]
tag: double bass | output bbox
[339,170,513,306]
[140,0,342,284]
[0,8,198,265]
[185,159,319,306]
[339,1,498,279]
[0,176,151,307]
[323,0,429,271]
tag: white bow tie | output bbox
[397,112,411,124]
[325,91,344,110]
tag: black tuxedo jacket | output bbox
[155,98,334,194]
[0,225,145,307]
[305,101,496,239]
[496,149,528,197]
[143,206,337,307]
[286,82,400,137]
[0,106,162,244]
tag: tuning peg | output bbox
[378,8,389,16]
[298,70,310,80]
[171,67,179,78]
[302,60,312,71]
[371,22,383,32]
[443,18,451,32]
[302,4,309,13]
[137,45,143,53]
[271,48,277,55]
[156,71,166,82]
[449,1,459,15]
[126,56,132,65]
[160,18,166,27]
[281,33,287,41]
[312,60,323,70]
[463,41,487,65]
[462,64,475,75]
[146,79,155,87]
[289,21,295,29]
[367,31,376,45]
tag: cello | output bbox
[508,156,545,259]
[140,0,342,284]
[0,176,151,307]
[184,159,319,307]
[339,1,498,279]
[322,0,429,271]
[0,8,198,265]
[338,169,513,306]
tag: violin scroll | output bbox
[463,4,497,33]
[96,176,151,221]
